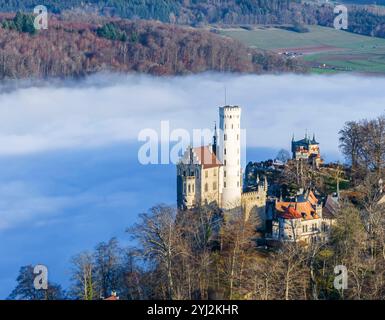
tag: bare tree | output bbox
[70,252,95,300]
[127,205,183,300]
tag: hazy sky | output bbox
[0,72,384,297]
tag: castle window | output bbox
[188,184,191,194]
[214,169,217,176]
[224,171,226,177]
[213,182,217,190]
[192,184,195,193]
[224,160,226,165]
[205,171,208,178]
[224,134,227,141]
[224,182,227,188]
[232,124,234,129]
[205,183,208,192]
[237,181,240,187]
[224,148,226,155]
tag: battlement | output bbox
[242,190,262,199]
[219,106,241,118]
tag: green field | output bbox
[219,25,385,74]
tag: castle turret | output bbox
[219,106,242,209]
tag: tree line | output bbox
[0,16,301,79]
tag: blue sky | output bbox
[0,72,384,298]
[0,143,176,297]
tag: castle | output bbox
[177,106,266,221]
[291,133,322,168]
[177,105,336,244]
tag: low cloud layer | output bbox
[0,73,384,157]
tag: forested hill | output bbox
[2,1,385,39]
[0,15,302,79]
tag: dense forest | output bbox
[0,14,302,79]
[8,113,385,300]
[2,1,385,38]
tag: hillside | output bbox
[2,1,385,39]
[221,25,385,73]
[0,15,302,79]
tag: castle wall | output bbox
[241,190,267,230]
[200,166,221,207]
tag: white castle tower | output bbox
[218,106,242,209]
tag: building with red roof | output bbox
[270,190,334,244]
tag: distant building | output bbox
[269,190,334,244]
[291,133,322,168]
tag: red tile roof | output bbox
[280,206,303,219]
[276,191,319,220]
[193,146,222,169]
